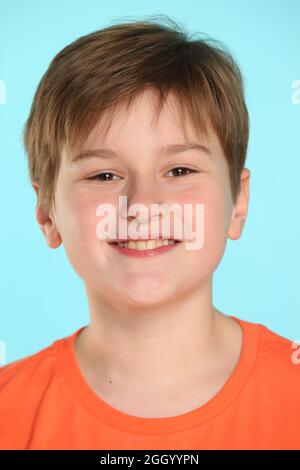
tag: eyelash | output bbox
[87,167,197,183]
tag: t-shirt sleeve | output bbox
[0,347,56,450]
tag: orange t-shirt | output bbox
[0,315,299,450]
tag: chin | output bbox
[121,281,179,307]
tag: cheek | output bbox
[205,191,229,239]
[176,182,229,278]
[176,183,228,242]
[61,196,98,243]
[56,191,113,274]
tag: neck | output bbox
[75,279,229,389]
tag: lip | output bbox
[108,240,182,258]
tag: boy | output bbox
[0,16,299,450]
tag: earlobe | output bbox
[227,214,244,240]
[226,168,250,240]
[43,219,62,249]
[46,232,62,249]
[227,207,248,240]
[33,186,62,249]
[43,210,62,249]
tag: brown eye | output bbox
[87,172,120,182]
[166,167,197,177]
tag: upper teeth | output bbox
[117,239,176,250]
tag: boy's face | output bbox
[36,88,250,306]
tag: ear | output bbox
[32,182,62,249]
[227,168,250,240]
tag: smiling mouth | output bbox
[109,239,181,251]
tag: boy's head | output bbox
[23,16,250,306]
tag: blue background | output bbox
[1,0,299,363]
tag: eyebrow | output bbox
[70,142,212,164]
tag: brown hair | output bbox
[23,14,249,214]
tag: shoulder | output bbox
[0,340,58,403]
[254,320,300,386]
[258,321,300,364]
[0,334,70,449]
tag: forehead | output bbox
[65,87,223,162]
[91,89,203,144]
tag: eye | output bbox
[166,167,197,177]
[86,167,197,183]
[87,172,121,183]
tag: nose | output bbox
[120,179,165,224]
